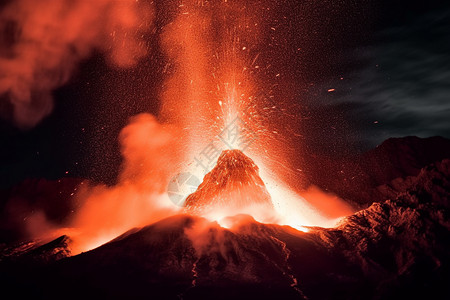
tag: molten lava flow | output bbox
[184,149,273,220]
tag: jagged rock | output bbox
[184,150,273,216]
[0,235,72,264]
[302,136,450,207]
[315,159,450,299]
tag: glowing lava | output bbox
[52,0,355,254]
[184,149,274,220]
[182,149,345,232]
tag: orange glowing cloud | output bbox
[298,185,355,220]
[66,114,183,254]
[0,0,153,127]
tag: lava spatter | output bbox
[184,149,273,218]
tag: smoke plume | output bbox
[0,0,153,128]
[65,113,183,254]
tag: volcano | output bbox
[184,150,273,217]
[1,137,450,300]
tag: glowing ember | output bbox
[184,149,273,218]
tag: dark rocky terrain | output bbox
[302,136,450,207]
[0,136,449,299]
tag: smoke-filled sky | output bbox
[1,0,449,188]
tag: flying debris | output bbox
[184,149,273,218]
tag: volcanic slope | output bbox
[184,149,273,216]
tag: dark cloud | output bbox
[317,8,450,147]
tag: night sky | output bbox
[1,0,449,188]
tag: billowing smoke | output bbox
[298,185,354,220]
[64,113,183,254]
[0,0,153,128]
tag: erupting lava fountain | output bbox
[184,149,274,220]
[180,148,344,231]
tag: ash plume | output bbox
[0,0,153,128]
